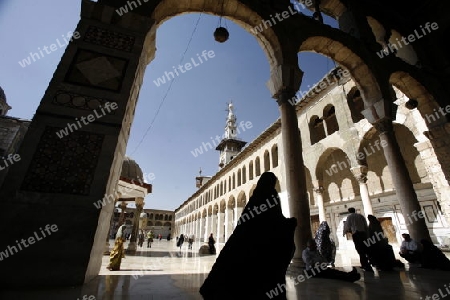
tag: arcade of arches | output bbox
[175,72,450,254]
[0,0,449,289]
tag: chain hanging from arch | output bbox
[214,0,229,42]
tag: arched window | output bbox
[233,173,236,189]
[346,87,364,123]
[242,166,247,184]
[263,150,270,172]
[237,169,242,186]
[323,105,339,135]
[271,144,279,168]
[249,161,254,180]
[309,115,326,144]
[255,157,261,176]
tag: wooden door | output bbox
[378,217,398,244]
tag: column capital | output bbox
[361,98,397,132]
[266,64,303,101]
[313,186,324,194]
[351,165,368,183]
[135,197,145,206]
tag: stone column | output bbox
[127,197,144,253]
[118,202,127,226]
[419,131,450,225]
[234,207,243,228]
[211,212,218,240]
[104,210,116,255]
[375,119,431,240]
[225,207,233,240]
[268,64,309,269]
[313,186,326,222]
[205,214,210,242]
[201,217,206,242]
[351,166,374,216]
[217,211,225,243]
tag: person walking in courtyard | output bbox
[188,234,195,250]
[343,207,373,272]
[200,172,297,299]
[138,229,145,247]
[208,233,216,254]
[107,224,126,271]
[314,221,336,268]
[147,230,154,248]
[177,234,185,250]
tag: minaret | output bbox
[216,102,247,168]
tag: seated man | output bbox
[420,239,450,271]
[302,239,360,282]
[399,233,421,263]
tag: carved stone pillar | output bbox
[423,124,450,224]
[363,99,431,241]
[127,197,144,253]
[313,186,326,222]
[118,202,127,227]
[217,211,225,243]
[268,64,309,269]
[225,207,234,240]
[234,207,243,228]
[351,166,374,216]
[375,119,431,240]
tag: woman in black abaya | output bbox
[199,172,297,299]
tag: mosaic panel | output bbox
[65,49,128,92]
[84,26,135,52]
[21,127,104,195]
[52,91,118,114]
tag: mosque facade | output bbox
[174,67,450,251]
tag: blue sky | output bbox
[0,0,337,210]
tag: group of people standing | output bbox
[344,207,403,272]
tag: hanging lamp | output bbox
[214,0,229,43]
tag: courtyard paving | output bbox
[1,239,449,300]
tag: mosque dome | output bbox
[121,156,144,182]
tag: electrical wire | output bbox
[130,13,204,155]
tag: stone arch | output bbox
[309,115,325,144]
[255,156,261,177]
[237,168,242,186]
[152,0,284,73]
[316,148,358,203]
[237,191,247,207]
[346,86,365,123]
[263,150,270,172]
[227,195,236,210]
[390,71,447,128]
[299,37,383,106]
[323,104,339,135]
[271,144,279,168]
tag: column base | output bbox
[126,242,137,253]
[104,241,111,255]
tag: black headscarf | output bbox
[238,171,283,225]
[200,172,297,299]
[314,221,335,263]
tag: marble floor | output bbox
[1,239,450,300]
